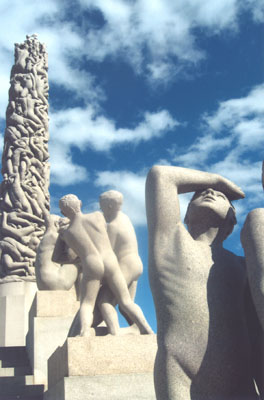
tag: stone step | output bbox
[0,347,29,368]
[0,378,44,396]
[0,375,35,385]
[0,395,43,400]
[0,365,31,377]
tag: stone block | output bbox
[0,281,37,347]
[44,373,155,400]
[30,289,79,317]
[48,335,157,389]
[26,289,79,388]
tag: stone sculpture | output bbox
[97,190,143,332]
[145,165,258,400]
[55,193,153,336]
[35,214,79,291]
[35,190,151,336]
[0,35,50,281]
[241,162,264,397]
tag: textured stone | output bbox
[0,281,37,346]
[26,289,79,387]
[0,34,50,282]
[44,374,155,400]
[31,288,79,317]
[241,207,264,395]
[48,335,157,389]
[146,165,258,399]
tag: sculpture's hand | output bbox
[216,175,245,201]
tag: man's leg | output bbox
[104,256,153,334]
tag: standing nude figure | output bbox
[58,194,153,337]
[97,190,143,334]
[146,165,258,400]
[241,161,264,397]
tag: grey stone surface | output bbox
[146,165,258,399]
[48,335,156,387]
[0,281,37,346]
[241,208,264,396]
[46,335,156,399]
[0,34,50,282]
[26,289,79,387]
[44,374,155,400]
[35,214,80,291]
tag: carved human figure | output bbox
[57,194,153,336]
[240,163,264,396]
[97,190,143,332]
[145,166,258,400]
[35,214,79,290]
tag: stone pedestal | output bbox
[45,335,157,400]
[0,281,37,346]
[27,289,79,387]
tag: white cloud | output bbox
[173,84,264,169]
[50,144,88,186]
[204,84,264,133]
[49,106,178,185]
[169,83,264,225]
[78,0,263,82]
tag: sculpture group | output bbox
[36,190,153,337]
[0,36,263,400]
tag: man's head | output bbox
[99,190,123,219]
[59,194,81,218]
[184,188,237,240]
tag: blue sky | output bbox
[0,0,264,330]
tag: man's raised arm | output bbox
[145,165,244,234]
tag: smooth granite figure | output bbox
[57,194,153,336]
[97,190,143,333]
[146,165,258,400]
[35,214,79,290]
[241,161,264,396]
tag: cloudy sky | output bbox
[0,0,263,330]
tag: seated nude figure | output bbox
[35,214,79,290]
[96,190,143,333]
[146,165,258,400]
[57,194,153,336]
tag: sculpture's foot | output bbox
[119,323,141,336]
[79,328,94,337]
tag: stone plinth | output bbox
[45,335,157,400]
[27,289,79,387]
[0,281,37,346]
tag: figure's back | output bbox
[64,211,111,258]
[106,211,139,258]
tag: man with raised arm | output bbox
[58,194,153,337]
[145,166,258,400]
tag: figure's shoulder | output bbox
[86,211,104,222]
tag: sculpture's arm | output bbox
[241,208,264,396]
[241,208,264,331]
[146,165,244,235]
[52,235,79,265]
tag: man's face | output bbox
[187,188,233,223]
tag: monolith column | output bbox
[0,34,50,345]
